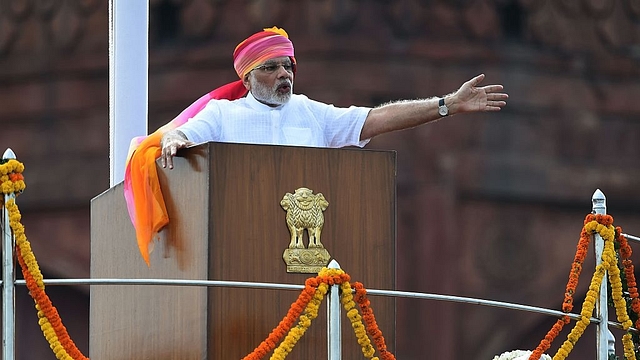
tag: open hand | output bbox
[452,74,508,113]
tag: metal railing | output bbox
[2,148,638,359]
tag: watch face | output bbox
[439,105,448,116]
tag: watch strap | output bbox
[438,97,448,117]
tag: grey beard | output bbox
[249,77,293,106]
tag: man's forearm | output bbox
[361,95,454,140]
[359,74,507,141]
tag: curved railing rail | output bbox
[2,276,632,329]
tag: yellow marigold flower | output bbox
[347,308,359,319]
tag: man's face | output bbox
[244,56,294,106]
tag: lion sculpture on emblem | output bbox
[280,187,329,249]
[280,187,331,273]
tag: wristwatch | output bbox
[438,98,449,117]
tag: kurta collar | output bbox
[246,91,286,111]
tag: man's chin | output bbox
[278,94,292,104]
[255,93,291,107]
[270,92,292,105]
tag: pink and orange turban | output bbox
[124,27,295,265]
[233,26,296,80]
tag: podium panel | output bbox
[90,142,396,359]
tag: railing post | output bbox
[327,260,342,360]
[2,148,16,360]
[592,189,610,360]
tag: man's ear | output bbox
[242,74,251,90]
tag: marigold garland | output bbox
[1,160,88,360]
[552,248,606,360]
[531,214,638,360]
[530,214,598,360]
[242,268,396,360]
[341,281,377,359]
[353,282,396,360]
[562,215,595,313]
[529,316,569,360]
[0,159,26,198]
[618,229,640,328]
[553,218,636,360]
[616,228,640,358]
[270,282,328,359]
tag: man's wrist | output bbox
[167,129,188,140]
[161,129,188,147]
[173,129,188,140]
[443,94,457,116]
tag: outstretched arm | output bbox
[360,74,508,141]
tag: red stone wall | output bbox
[0,0,639,359]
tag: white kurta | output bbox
[178,92,371,148]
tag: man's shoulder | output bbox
[290,93,325,106]
[206,97,248,108]
[291,93,310,101]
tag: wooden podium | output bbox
[90,142,396,360]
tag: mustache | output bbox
[275,79,292,89]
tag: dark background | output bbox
[0,0,639,359]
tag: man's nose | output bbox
[276,66,292,79]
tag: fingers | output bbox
[161,140,186,169]
[485,100,507,111]
[167,144,176,169]
[487,100,507,107]
[486,92,508,100]
[468,73,485,86]
[482,84,504,93]
[161,144,173,169]
[485,88,508,111]
[457,75,508,113]
[160,130,193,169]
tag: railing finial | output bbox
[2,148,16,160]
[592,189,606,215]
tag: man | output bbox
[159,26,508,169]
[126,26,507,265]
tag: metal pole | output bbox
[327,259,341,360]
[109,0,149,186]
[2,148,17,360]
[592,189,609,360]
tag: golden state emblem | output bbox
[280,187,331,273]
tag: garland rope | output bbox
[243,267,396,360]
[1,159,89,359]
[529,214,638,360]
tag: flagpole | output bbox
[109,0,149,186]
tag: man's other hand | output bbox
[160,130,194,169]
[449,74,508,114]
